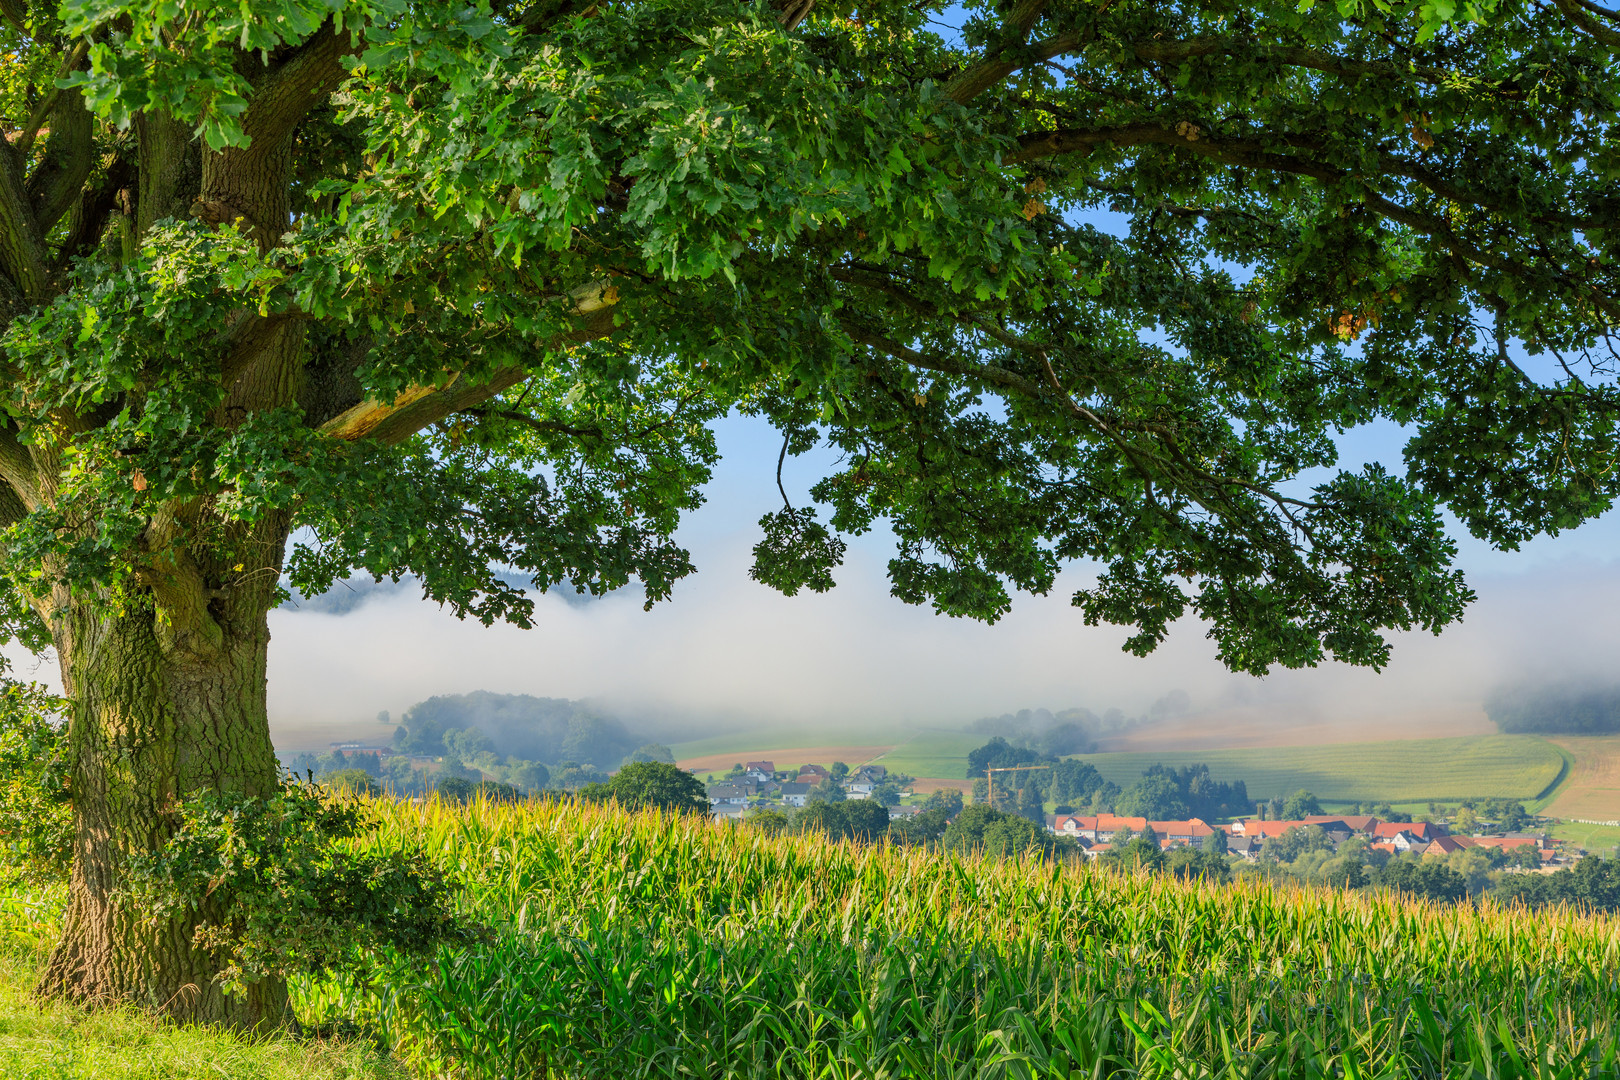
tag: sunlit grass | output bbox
[0,883,402,1080]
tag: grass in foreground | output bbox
[1072,734,1566,802]
[0,888,401,1080]
[296,798,1620,1079]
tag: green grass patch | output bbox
[1550,821,1620,855]
[0,957,402,1080]
[870,729,984,780]
[1071,735,1565,802]
[0,884,401,1080]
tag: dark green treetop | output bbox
[0,0,1613,680]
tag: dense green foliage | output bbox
[791,795,892,841]
[0,679,69,883]
[1492,857,1620,911]
[1377,859,1471,905]
[0,0,1614,687]
[391,692,642,769]
[292,799,1620,1077]
[1073,736,1566,802]
[966,738,1116,808]
[1487,683,1620,735]
[602,761,709,813]
[1115,763,1251,820]
[125,783,465,995]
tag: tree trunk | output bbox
[26,91,310,1027]
[36,579,292,1029]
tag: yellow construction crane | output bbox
[985,763,1050,808]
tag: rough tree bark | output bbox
[10,29,328,1027]
[36,559,292,1026]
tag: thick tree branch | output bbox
[0,426,40,511]
[947,12,1078,106]
[14,41,90,161]
[771,0,816,31]
[1011,123,1620,323]
[319,299,619,444]
[1551,0,1620,47]
[1008,123,1341,182]
[1131,39,1447,81]
[238,22,362,150]
[0,142,49,297]
[26,84,96,236]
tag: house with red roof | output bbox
[1467,835,1547,853]
[1048,814,1147,842]
[1230,820,1318,840]
[1372,821,1446,842]
[1304,814,1380,834]
[1151,819,1217,845]
[1051,814,1217,847]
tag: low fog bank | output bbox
[263,533,1620,746]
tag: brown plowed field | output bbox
[908,778,973,794]
[1547,736,1620,821]
[678,745,895,775]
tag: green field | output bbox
[288,799,1616,1076]
[869,729,984,780]
[1550,820,1620,855]
[1070,734,1566,803]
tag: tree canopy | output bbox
[607,761,708,812]
[0,0,1614,1028]
[0,0,1612,680]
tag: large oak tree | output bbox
[0,0,1612,1028]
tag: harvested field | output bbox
[678,746,894,775]
[1546,736,1620,822]
[271,716,398,753]
[908,778,973,794]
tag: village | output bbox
[705,761,1573,871]
[1046,811,1564,867]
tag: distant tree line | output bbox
[1115,764,1250,822]
[1491,857,1620,911]
[287,692,689,796]
[1485,682,1620,735]
[967,692,1195,760]
[965,741,1248,824]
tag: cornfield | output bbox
[297,798,1620,1078]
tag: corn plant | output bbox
[294,798,1620,1078]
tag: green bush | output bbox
[0,680,70,883]
[126,782,467,995]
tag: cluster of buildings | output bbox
[707,761,907,820]
[1048,812,1561,865]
